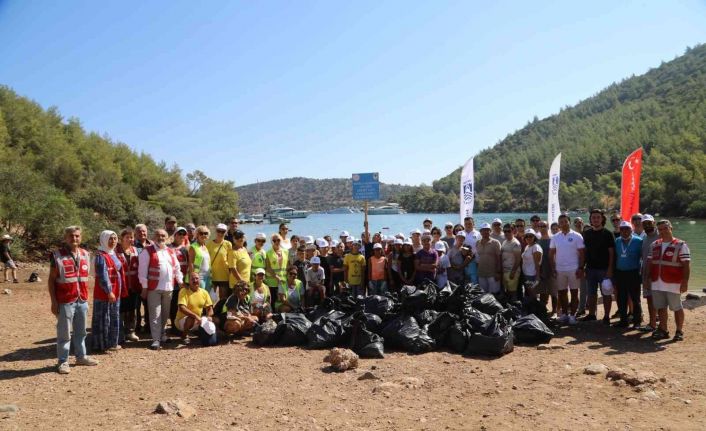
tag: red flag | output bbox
[620,148,643,221]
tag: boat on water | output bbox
[268,216,291,224]
[264,204,309,220]
[368,203,407,215]
[325,207,362,214]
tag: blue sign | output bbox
[352,172,380,201]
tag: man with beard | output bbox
[581,209,615,324]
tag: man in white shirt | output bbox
[139,229,184,350]
[550,214,585,325]
[462,216,481,285]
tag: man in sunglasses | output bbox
[249,233,267,283]
[610,214,622,237]
[224,217,240,244]
[441,222,456,249]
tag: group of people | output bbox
[46,211,691,374]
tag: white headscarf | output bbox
[98,230,117,255]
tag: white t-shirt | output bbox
[522,244,543,277]
[501,238,521,272]
[549,230,585,272]
[649,242,691,294]
[305,266,325,287]
[463,230,481,253]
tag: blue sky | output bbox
[1,1,705,187]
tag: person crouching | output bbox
[218,282,259,336]
[175,272,216,346]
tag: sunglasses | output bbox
[216,230,226,233]
[273,239,281,242]
[199,232,210,236]
[255,239,266,243]
[256,273,265,276]
[503,230,512,233]
[612,219,620,222]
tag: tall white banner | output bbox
[547,153,562,224]
[460,157,474,221]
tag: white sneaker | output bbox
[558,314,569,324]
[568,315,578,325]
[150,341,161,350]
[126,332,139,342]
[76,356,99,366]
[108,345,122,352]
[57,362,70,374]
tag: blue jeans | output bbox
[464,261,479,284]
[368,280,388,296]
[57,300,88,364]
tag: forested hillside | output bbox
[0,87,238,256]
[398,44,706,216]
[237,177,412,213]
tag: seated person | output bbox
[218,282,259,336]
[305,256,326,306]
[175,272,215,345]
[249,268,272,322]
[276,266,304,312]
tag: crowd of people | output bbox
[46,212,691,374]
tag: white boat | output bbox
[264,204,309,219]
[368,203,407,215]
[325,207,362,214]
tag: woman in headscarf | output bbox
[92,230,125,353]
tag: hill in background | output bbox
[398,44,706,217]
[236,177,413,213]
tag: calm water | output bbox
[236,213,705,290]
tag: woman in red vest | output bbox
[116,228,141,342]
[91,230,125,353]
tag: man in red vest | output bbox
[48,226,99,374]
[647,220,691,341]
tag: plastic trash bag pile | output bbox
[252,280,554,358]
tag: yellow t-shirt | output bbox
[343,253,366,286]
[206,239,232,282]
[175,287,213,322]
[228,247,252,288]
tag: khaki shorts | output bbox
[651,290,682,311]
[176,316,199,332]
[536,276,558,296]
[556,270,580,291]
[502,271,520,292]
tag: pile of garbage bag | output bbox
[252,280,554,358]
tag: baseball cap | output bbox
[619,221,633,229]
[423,217,432,223]
[305,235,314,244]
[454,231,466,238]
[641,214,655,222]
[396,232,405,239]
[330,239,340,247]
[444,222,454,228]
[339,230,349,237]
[310,256,321,264]
[479,223,491,230]
[255,232,267,240]
[373,243,383,249]
[403,238,413,245]
[186,223,196,230]
[423,229,431,235]
[393,238,403,245]
[434,242,446,252]
[216,223,228,231]
[347,236,355,242]
[165,215,177,223]
[411,229,421,235]
[315,238,328,248]
[175,227,187,234]
[492,218,502,225]
[523,228,540,239]
[255,268,266,275]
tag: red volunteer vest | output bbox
[145,244,178,290]
[169,244,189,276]
[93,250,125,301]
[117,244,141,294]
[650,238,685,284]
[53,247,90,304]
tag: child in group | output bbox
[343,241,366,297]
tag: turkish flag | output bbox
[621,148,643,221]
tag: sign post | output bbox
[352,173,380,241]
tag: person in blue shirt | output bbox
[613,221,643,328]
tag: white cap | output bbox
[619,221,633,229]
[305,235,314,244]
[403,238,413,245]
[339,230,349,237]
[330,239,340,247]
[315,238,328,248]
[347,236,355,242]
[394,238,403,245]
[255,268,266,275]
[492,218,502,224]
[1,234,12,241]
[175,226,187,234]
[434,242,446,252]
[255,232,267,240]
[411,229,421,235]
[423,229,431,235]
[523,228,540,239]
[454,231,466,238]
[216,223,228,231]
[444,221,454,227]
[373,243,383,249]
[310,256,321,265]
[479,223,491,230]
[641,214,655,222]
[396,232,405,239]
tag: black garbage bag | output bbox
[446,283,482,314]
[419,279,438,307]
[501,303,523,324]
[462,306,492,333]
[306,315,347,349]
[471,293,504,316]
[344,311,382,333]
[434,281,455,310]
[253,319,279,346]
[522,298,549,322]
[380,314,421,351]
[465,314,514,356]
[414,309,439,327]
[349,323,385,358]
[326,295,359,313]
[275,313,312,346]
[409,329,436,354]
[512,314,554,344]
[358,295,395,317]
[446,322,472,353]
[427,312,458,344]
[399,285,428,313]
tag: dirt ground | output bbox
[1,265,705,431]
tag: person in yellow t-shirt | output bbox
[206,224,233,300]
[343,241,366,297]
[175,272,214,343]
[228,230,252,288]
